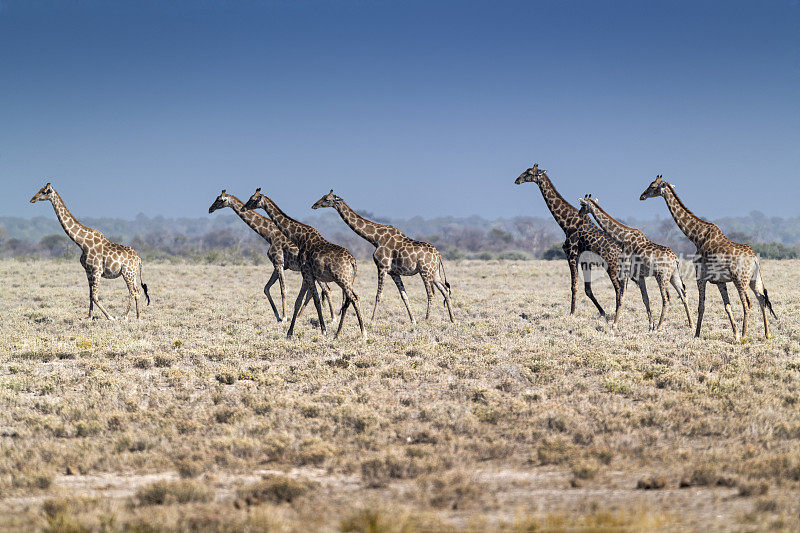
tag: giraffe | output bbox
[578,195,693,331]
[640,175,776,341]
[208,190,334,322]
[311,190,453,324]
[29,183,150,319]
[515,164,626,327]
[243,188,366,339]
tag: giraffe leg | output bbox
[123,272,138,319]
[263,268,283,322]
[431,265,454,322]
[391,273,416,324]
[583,279,606,318]
[637,277,653,330]
[432,279,454,322]
[286,281,309,339]
[669,269,694,330]
[81,254,94,319]
[86,271,95,319]
[338,285,365,339]
[655,273,669,332]
[89,272,114,320]
[695,280,707,338]
[608,275,623,329]
[749,272,771,339]
[422,274,434,320]
[335,295,351,338]
[320,283,335,320]
[567,257,579,315]
[305,273,327,336]
[717,283,740,342]
[296,286,313,321]
[733,278,750,341]
[134,288,141,320]
[276,264,289,320]
[371,268,387,322]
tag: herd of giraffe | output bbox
[30,165,776,343]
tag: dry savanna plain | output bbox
[1,258,799,532]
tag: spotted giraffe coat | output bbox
[30,183,149,320]
[640,175,776,340]
[243,188,366,339]
[208,190,333,321]
[516,164,626,326]
[311,190,453,324]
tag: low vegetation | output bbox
[1,258,799,530]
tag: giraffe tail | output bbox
[763,288,777,319]
[139,262,150,306]
[439,258,451,296]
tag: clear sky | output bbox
[1,0,798,221]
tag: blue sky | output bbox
[1,0,798,221]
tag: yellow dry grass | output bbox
[1,258,799,531]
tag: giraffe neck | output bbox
[661,185,712,248]
[589,204,636,246]
[225,195,279,244]
[536,175,580,233]
[49,191,94,248]
[333,200,383,247]
[258,196,322,249]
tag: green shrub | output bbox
[751,241,799,260]
[542,243,566,260]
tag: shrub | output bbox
[236,474,312,505]
[136,480,213,505]
[751,241,799,260]
[542,243,566,260]
[637,475,667,490]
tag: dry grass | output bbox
[1,257,799,531]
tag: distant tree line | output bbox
[1,209,798,262]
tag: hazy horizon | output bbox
[2,0,798,221]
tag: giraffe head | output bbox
[577,194,596,216]
[208,189,234,214]
[311,190,342,210]
[242,188,264,211]
[30,182,55,203]
[515,164,547,185]
[639,175,668,201]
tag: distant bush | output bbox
[136,480,213,505]
[236,474,312,505]
[541,243,566,260]
[751,241,799,260]
[497,251,530,261]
